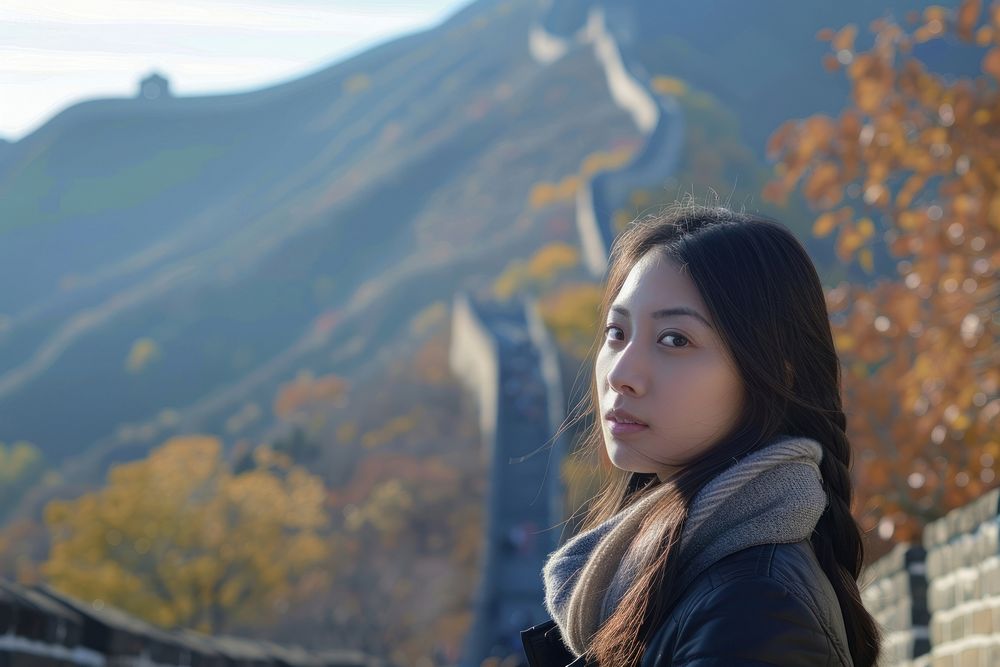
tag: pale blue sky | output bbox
[0,0,473,141]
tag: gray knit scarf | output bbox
[542,435,828,657]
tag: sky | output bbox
[0,0,473,142]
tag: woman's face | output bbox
[595,249,745,481]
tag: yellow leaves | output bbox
[988,195,1000,229]
[812,206,853,239]
[0,441,42,484]
[529,242,579,281]
[537,282,602,360]
[859,248,875,273]
[952,193,979,216]
[800,116,839,155]
[492,259,529,300]
[862,182,890,207]
[409,301,447,337]
[857,217,876,238]
[834,331,856,353]
[125,337,160,373]
[342,74,370,94]
[529,146,637,210]
[492,242,580,300]
[813,212,839,238]
[854,77,888,114]
[528,182,558,209]
[251,443,290,471]
[839,109,864,148]
[43,435,330,632]
[923,5,949,22]
[562,176,586,201]
[831,213,879,263]
[133,435,221,487]
[651,76,688,96]
[951,412,973,431]
[528,175,578,208]
[898,209,926,231]
[344,479,415,548]
[581,147,635,177]
[896,174,928,209]
[915,20,946,43]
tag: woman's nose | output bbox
[606,347,646,396]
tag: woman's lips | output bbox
[607,419,649,435]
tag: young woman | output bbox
[521,204,881,666]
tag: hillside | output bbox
[0,0,976,524]
[0,0,639,491]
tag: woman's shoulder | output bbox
[641,541,853,666]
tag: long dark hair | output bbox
[569,201,881,666]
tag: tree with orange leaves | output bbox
[764,1,998,549]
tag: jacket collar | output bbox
[521,619,593,667]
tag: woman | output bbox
[521,203,881,666]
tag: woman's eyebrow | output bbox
[610,305,713,329]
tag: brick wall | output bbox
[862,488,1000,666]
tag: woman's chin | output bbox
[605,440,656,475]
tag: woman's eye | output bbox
[604,325,624,341]
[660,332,689,348]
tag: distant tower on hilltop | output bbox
[139,72,171,100]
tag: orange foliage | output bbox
[766,0,998,550]
[528,145,638,210]
[273,371,348,421]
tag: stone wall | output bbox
[862,488,1000,666]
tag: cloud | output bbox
[0,0,438,32]
[0,0,469,139]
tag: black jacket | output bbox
[521,541,853,666]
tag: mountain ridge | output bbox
[1,0,644,518]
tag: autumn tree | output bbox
[43,435,329,633]
[246,323,486,664]
[329,453,483,664]
[537,282,603,360]
[764,1,999,548]
[492,242,581,301]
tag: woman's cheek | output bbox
[674,359,741,441]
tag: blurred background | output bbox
[0,0,996,666]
